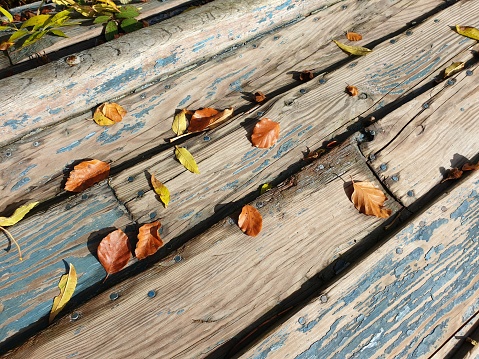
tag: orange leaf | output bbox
[441,168,463,183]
[326,140,338,148]
[299,70,314,81]
[93,102,127,126]
[64,159,110,192]
[238,205,262,236]
[251,118,280,149]
[346,31,362,41]
[346,85,358,96]
[255,91,266,103]
[0,41,14,51]
[351,179,391,218]
[135,221,163,260]
[97,229,131,280]
[462,162,479,171]
[187,107,234,132]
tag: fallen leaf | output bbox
[346,85,358,96]
[333,40,372,56]
[456,25,479,41]
[351,179,391,218]
[441,167,463,183]
[97,229,131,280]
[93,102,127,126]
[187,107,234,132]
[175,146,200,174]
[444,62,464,78]
[238,205,262,236]
[49,263,77,323]
[151,174,170,208]
[462,162,479,171]
[171,109,190,136]
[0,41,14,51]
[299,70,314,81]
[260,183,272,195]
[255,91,266,103]
[346,31,362,41]
[135,221,163,260]
[251,118,280,149]
[0,202,39,227]
[65,159,110,192]
[327,140,338,148]
[304,148,326,161]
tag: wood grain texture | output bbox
[3,140,401,358]
[361,57,479,207]
[241,171,479,359]
[0,0,318,146]
[0,183,131,346]
[0,0,443,213]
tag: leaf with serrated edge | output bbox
[351,179,391,218]
[175,146,200,174]
[135,221,163,260]
[346,31,362,41]
[151,174,170,208]
[49,263,77,323]
[238,205,262,236]
[97,229,131,280]
[0,202,39,227]
[172,109,189,135]
[456,25,479,41]
[333,40,371,56]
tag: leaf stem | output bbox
[0,226,22,261]
[168,132,194,143]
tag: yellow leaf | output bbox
[260,183,272,195]
[332,40,372,56]
[175,146,199,174]
[172,109,188,136]
[97,0,120,11]
[51,0,76,5]
[49,263,77,323]
[456,25,479,41]
[0,202,39,227]
[20,14,50,29]
[151,174,170,208]
[444,62,465,78]
[93,102,126,126]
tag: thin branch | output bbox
[0,226,22,261]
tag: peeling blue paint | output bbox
[297,125,313,137]
[3,114,29,130]
[65,82,77,90]
[275,0,292,11]
[57,132,97,153]
[19,164,36,177]
[220,180,239,191]
[229,69,256,92]
[253,159,270,174]
[412,218,448,242]
[192,36,215,53]
[273,139,297,159]
[11,177,30,191]
[178,95,191,107]
[96,122,145,145]
[48,107,62,115]
[90,68,143,102]
[180,210,194,219]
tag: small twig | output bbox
[168,132,195,143]
[0,226,22,261]
[37,0,46,15]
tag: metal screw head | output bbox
[358,93,368,100]
[70,312,80,321]
[298,317,306,325]
[422,103,429,109]
[164,85,171,89]
[447,78,456,86]
[390,39,396,44]
[396,248,403,254]
[149,211,157,219]
[257,111,264,117]
[434,19,439,23]
[109,292,119,301]
[407,190,414,197]
[82,194,88,200]
[127,176,134,182]
[406,30,413,36]
[140,93,146,99]
[228,217,235,225]
[369,130,376,136]
[299,89,307,94]
[273,36,279,40]
[147,290,156,298]
[391,175,399,182]
[33,141,40,147]
[319,78,327,84]
[466,70,473,76]
[380,163,387,171]
[441,206,447,212]
[252,44,257,48]
[318,164,325,170]
[5,152,11,157]
[320,295,328,303]
[137,190,145,197]
[203,135,211,141]
[174,255,182,263]
[256,201,264,208]
[369,154,376,161]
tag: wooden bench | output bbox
[1,0,478,357]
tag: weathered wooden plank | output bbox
[2,140,402,358]
[0,182,131,347]
[241,171,479,359]
[110,0,477,231]
[361,56,479,207]
[0,0,443,212]
[0,0,320,145]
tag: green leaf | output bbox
[151,174,170,208]
[120,18,142,33]
[260,183,272,195]
[0,202,39,227]
[105,20,118,41]
[9,29,29,42]
[332,40,372,56]
[175,146,200,174]
[50,10,71,26]
[172,109,188,136]
[116,5,140,19]
[0,25,15,31]
[21,30,48,48]
[49,263,77,323]
[20,14,51,29]
[455,25,479,41]
[94,15,112,24]
[0,5,14,23]
[49,29,68,37]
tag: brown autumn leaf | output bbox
[326,140,338,148]
[346,31,363,41]
[255,91,266,103]
[187,107,234,132]
[64,159,110,192]
[441,167,463,183]
[299,70,314,81]
[0,41,14,51]
[135,221,163,260]
[238,205,262,237]
[304,148,326,161]
[93,102,127,126]
[351,179,392,218]
[97,229,131,280]
[462,162,479,171]
[251,118,280,149]
[346,85,358,96]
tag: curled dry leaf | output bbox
[299,70,314,81]
[49,263,77,323]
[135,221,163,260]
[351,179,391,218]
[65,159,110,192]
[171,109,190,136]
[346,31,362,41]
[0,41,14,51]
[346,85,358,96]
[97,229,131,280]
[260,183,272,195]
[456,25,479,41]
[238,205,262,237]
[175,146,200,174]
[188,107,234,132]
[333,40,372,56]
[151,174,170,208]
[462,162,479,171]
[255,91,266,103]
[326,140,338,148]
[304,148,326,161]
[441,167,463,183]
[93,102,127,126]
[444,62,464,78]
[251,118,280,149]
